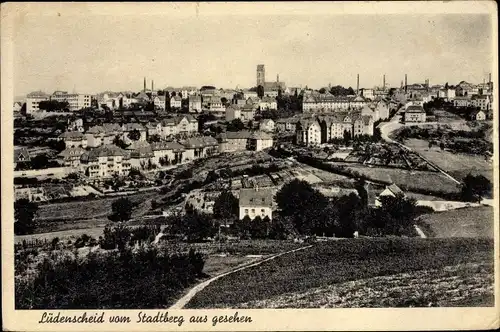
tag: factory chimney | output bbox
[383,74,386,90]
[405,74,408,92]
[152,80,154,92]
[357,74,359,95]
[143,77,146,92]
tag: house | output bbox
[259,96,277,110]
[67,117,84,132]
[159,115,198,138]
[360,88,374,100]
[242,90,259,99]
[375,100,390,120]
[471,95,491,111]
[145,122,161,137]
[26,91,49,114]
[471,110,486,121]
[225,106,241,122]
[14,147,31,169]
[189,95,202,113]
[453,96,472,108]
[59,131,88,148]
[57,147,85,168]
[275,117,300,132]
[404,105,426,123]
[170,95,182,109]
[80,145,131,179]
[209,99,226,114]
[85,123,122,148]
[375,184,405,207]
[238,188,273,221]
[296,119,322,146]
[154,96,166,110]
[122,123,147,143]
[127,141,155,170]
[259,118,275,132]
[181,136,219,161]
[240,106,256,122]
[151,141,186,166]
[217,131,252,152]
[13,101,23,113]
[248,131,273,151]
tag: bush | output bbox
[15,245,206,309]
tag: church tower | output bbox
[257,64,265,87]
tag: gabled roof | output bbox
[239,188,273,207]
[59,131,85,139]
[58,147,85,158]
[387,184,404,196]
[82,145,128,161]
[182,136,218,148]
[150,141,186,152]
[14,148,31,163]
[171,96,182,101]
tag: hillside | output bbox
[186,238,493,308]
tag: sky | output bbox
[12,9,494,96]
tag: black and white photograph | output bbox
[1,1,498,331]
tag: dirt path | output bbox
[169,245,313,309]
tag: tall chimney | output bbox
[405,74,407,92]
[143,77,146,92]
[357,74,359,95]
[152,80,154,92]
[489,73,492,83]
[383,74,386,90]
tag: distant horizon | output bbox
[12,6,493,97]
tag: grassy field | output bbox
[335,163,461,195]
[186,238,493,308]
[417,206,494,238]
[404,139,493,181]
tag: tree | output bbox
[127,129,141,141]
[355,179,368,208]
[113,135,129,149]
[439,142,445,150]
[227,118,245,132]
[147,134,161,143]
[373,127,382,142]
[343,130,352,145]
[461,174,492,202]
[428,141,433,149]
[30,154,50,169]
[275,179,329,234]
[14,199,38,235]
[109,197,136,222]
[376,193,418,236]
[213,190,239,220]
[319,88,326,94]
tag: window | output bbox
[251,209,255,214]
[244,209,249,214]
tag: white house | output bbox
[238,188,273,221]
[259,118,275,132]
[375,184,405,207]
[170,96,182,109]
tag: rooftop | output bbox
[239,188,273,207]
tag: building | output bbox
[170,95,182,109]
[302,92,369,113]
[453,96,472,108]
[242,90,258,100]
[181,136,219,161]
[67,117,84,132]
[296,111,375,146]
[248,131,274,151]
[404,105,426,123]
[225,106,241,122]
[13,101,23,114]
[239,187,273,221]
[256,65,286,94]
[80,145,131,179]
[375,184,405,207]
[14,148,31,169]
[360,88,374,100]
[154,96,166,110]
[259,96,277,110]
[471,110,487,121]
[151,141,186,165]
[26,91,49,114]
[217,130,272,152]
[471,95,492,111]
[275,117,301,132]
[57,147,85,168]
[51,91,92,111]
[296,119,322,146]
[209,99,226,114]
[259,118,275,132]
[59,131,88,148]
[126,141,155,170]
[189,95,202,113]
[159,115,198,137]
[85,123,122,148]
[122,123,147,143]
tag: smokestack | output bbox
[152,80,154,92]
[489,73,492,83]
[357,74,359,95]
[383,74,386,90]
[143,77,146,92]
[405,74,407,92]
